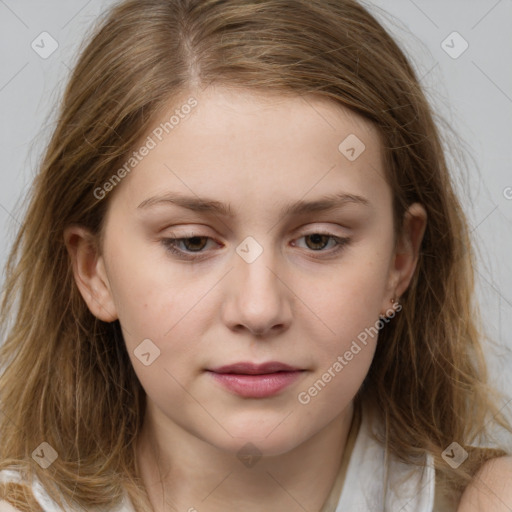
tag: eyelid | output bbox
[160,228,351,261]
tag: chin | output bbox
[203,417,313,458]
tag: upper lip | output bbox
[209,362,302,375]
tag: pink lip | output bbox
[207,361,304,398]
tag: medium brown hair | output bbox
[0,0,510,510]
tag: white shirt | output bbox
[334,407,435,511]
[0,410,435,511]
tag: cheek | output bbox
[291,252,389,412]
[104,241,220,378]
[110,274,208,356]
[103,226,187,332]
[294,269,383,412]
[295,252,389,353]
[109,267,210,412]
[297,343,376,412]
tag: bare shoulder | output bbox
[457,455,512,511]
[0,500,21,512]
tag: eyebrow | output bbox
[137,191,371,217]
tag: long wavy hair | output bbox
[0,0,510,510]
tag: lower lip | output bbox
[208,371,303,398]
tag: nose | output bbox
[221,241,292,338]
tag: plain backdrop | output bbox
[1,1,511,412]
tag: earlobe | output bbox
[63,225,118,322]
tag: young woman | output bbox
[0,0,511,510]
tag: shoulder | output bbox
[0,500,21,512]
[457,455,512,511]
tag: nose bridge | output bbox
[235,234,280,301]
[224,234,291,335]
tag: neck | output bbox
[136,401,355,512]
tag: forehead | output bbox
[108,86,389,218]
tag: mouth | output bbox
[206,361,305,398]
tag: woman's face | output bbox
[72,86,424,457]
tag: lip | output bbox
[210,361,300,374]
[207,361,305,398]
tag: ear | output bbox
[63,225,118,322]
[381,203,427,313]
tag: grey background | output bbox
[1,1,511,406]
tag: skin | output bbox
[457,456,512,511]
[64,86,428,511]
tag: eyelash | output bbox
[161,231,351,260]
